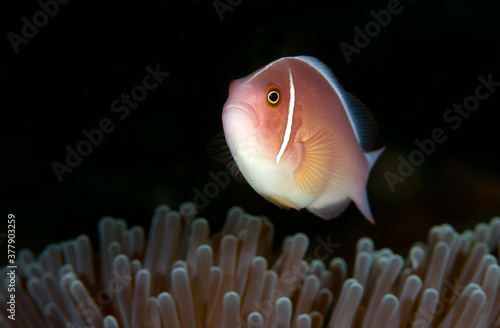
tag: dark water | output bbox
[2,0,500,266]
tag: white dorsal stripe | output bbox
[276,68,295,164]
[293,56,373,149]
[245,58,286,85]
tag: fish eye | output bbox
[268,90,279,103]
[267,89,280,107]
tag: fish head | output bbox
[222,60,292,163]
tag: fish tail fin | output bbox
[365,146,386,171]
[351,146,385,225]
[351,189,375,225]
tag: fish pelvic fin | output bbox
[263,194,299,210]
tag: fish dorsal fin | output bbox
[293,56,378,151]
[293,129,347,195]
[341,93,378,151]
[207,131,246,184]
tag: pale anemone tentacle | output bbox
[0,203,499,328]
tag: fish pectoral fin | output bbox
[306,198,351,220]
[206,131,247,184]
[293,129,347,195]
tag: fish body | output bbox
[222,56,384,223]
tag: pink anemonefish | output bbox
[221,56,385,224]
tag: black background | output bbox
[2,0,500,266]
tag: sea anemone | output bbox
[1,203,499,328]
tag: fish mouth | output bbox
[223,100,259,128]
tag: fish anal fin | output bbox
[307,198,351,220]
[293,129,347,195]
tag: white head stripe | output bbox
[275,69,295,164]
